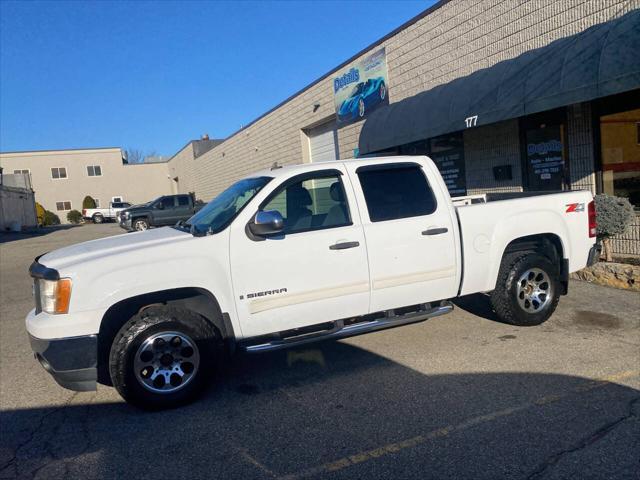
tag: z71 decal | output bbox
[565,203,585,213]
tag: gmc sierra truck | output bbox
[119,194,204,231]
[27,156,599,409]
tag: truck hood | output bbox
[39,227,192,271]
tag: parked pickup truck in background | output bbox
[27,156,599,409]
[119,194,205,231]
[82,201,131,223]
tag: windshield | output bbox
[185,176,272,235]
[349,82,364,97]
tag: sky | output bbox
[0,0,434,157]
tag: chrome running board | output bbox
[243,301,453,353]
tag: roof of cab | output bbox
[250,155,427,179]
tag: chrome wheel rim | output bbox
[358,99,365,117]
[134,220,147,231]
[380,84,386,100]
[516,268,552,313]
[134,331,200,394]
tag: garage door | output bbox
[308,121,339,162]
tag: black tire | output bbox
[490,253,560,326]
[109,306,220,410]
[133,218,149,231]
[92,214,104,224]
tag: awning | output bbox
[359,9,640,155]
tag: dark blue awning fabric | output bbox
[359,10,640,154]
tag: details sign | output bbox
[333,47,389,126]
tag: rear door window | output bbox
[177,196,190,206]
[357,165,437,222]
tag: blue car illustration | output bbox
[338,77,387,122]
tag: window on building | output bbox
[600,107,640,208]
[56,201,72,211]
[13,169,30,175]
[51,167,67,179]
[357,165,437,222]
[93,198,101,208]
[87,165,102,176]
[262,172,351,234]
[112,196,123,203]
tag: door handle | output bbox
[330,241,360,250]
[422,227,448,236]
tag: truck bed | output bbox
[453,190,594,296]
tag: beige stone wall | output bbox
[170,0,635,200]
[167,142,196,195]
[0,148,173,222]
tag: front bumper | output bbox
[587,242,602,267]
[29,333,97,392]
[119,217,133,231]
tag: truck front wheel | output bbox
[133,218,149,231]
[109,306,220,409]
[490,253,560,326]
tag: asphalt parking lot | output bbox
[0,224,638,479]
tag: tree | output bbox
[82,195,97,209]
[125,148,144,164]
[594,194,635,262]
[125,148,159,164]
[66,210,83,224]
[35,202,45,226]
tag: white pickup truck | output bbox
[27,156,599,409]
[82,201,131,224]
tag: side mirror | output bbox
[249,210,284,236]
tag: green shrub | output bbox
[594,194,635,261]
[66,209,83,224]
[82,195,97,209]
[43,210,60,226]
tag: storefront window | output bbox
[600,108,640,208]
[425,133,467,197]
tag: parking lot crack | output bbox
[526,396,640,480]
[0,392,78,479]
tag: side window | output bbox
[262,173,351,234]
[358,165,437,222]
[161,197,176,209]
[177,196,190,206]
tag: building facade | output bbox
[0,147,174,221]
[165,0,639,253]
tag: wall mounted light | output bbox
[313,103,320,112]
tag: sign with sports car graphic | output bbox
[333,47,389,126]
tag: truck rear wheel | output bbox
[92,213,104,224]
[490,253,560,326]
[109,306,220,409]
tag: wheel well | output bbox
[501,233,567,293]
[97,287,234,385]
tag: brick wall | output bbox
[567,103,597,194]
[463,119,523,195]
[170,0,635,200]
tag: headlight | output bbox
[121,211,130,219]
[37,278,72,314]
